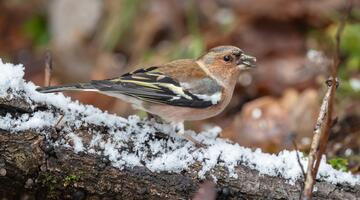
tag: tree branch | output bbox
[0,95,359,199]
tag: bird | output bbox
[36,45,256,146]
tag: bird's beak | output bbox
[237,54,256,69]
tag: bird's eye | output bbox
[223,55,232,62]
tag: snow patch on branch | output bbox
[0,59,359,186]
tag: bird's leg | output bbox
[147,112,156,120]
[147,112,163,123]
[172,122,206,148]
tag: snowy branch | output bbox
[0,61,359,199]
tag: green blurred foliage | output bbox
[171,36,205,59]
[22,14,50,47]
[141,0,205,62]
[341,24,360,71]
[328,157,349,172]
[100,0,140,51]
[183,0,205,58]
[326,23,360,98]
[339,23,360,97]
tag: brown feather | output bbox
[157,59,209,82]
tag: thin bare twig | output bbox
[55,114,64,128]
[44,51,64,129]
[303,82,335,199]
[292,140,306,179]
[292,140,306,199]
[44,51,53,87]
[302,1,353,199]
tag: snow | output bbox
[0,59,359,186]
[67,132,84,153]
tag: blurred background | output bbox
[0,0,359,173]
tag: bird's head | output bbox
[198,45,256,71]
[196,45,256,86]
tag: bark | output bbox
[0,97,359,200]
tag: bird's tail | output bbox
[36,83,96,93]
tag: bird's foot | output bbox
[147,113,163,123]
[183,134,207,148]
[173,122,207,148]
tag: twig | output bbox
[54,114,64,128]
[292,140,306,200]
[44,51,53,87]
[302,1,352,199]
[303,82,335,199]
[292,140,306,179]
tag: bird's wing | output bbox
[90,61,222,108]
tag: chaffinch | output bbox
[37,45,256,145]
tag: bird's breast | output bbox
[141,87,233,122]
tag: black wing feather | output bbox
[90,66,215,108]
